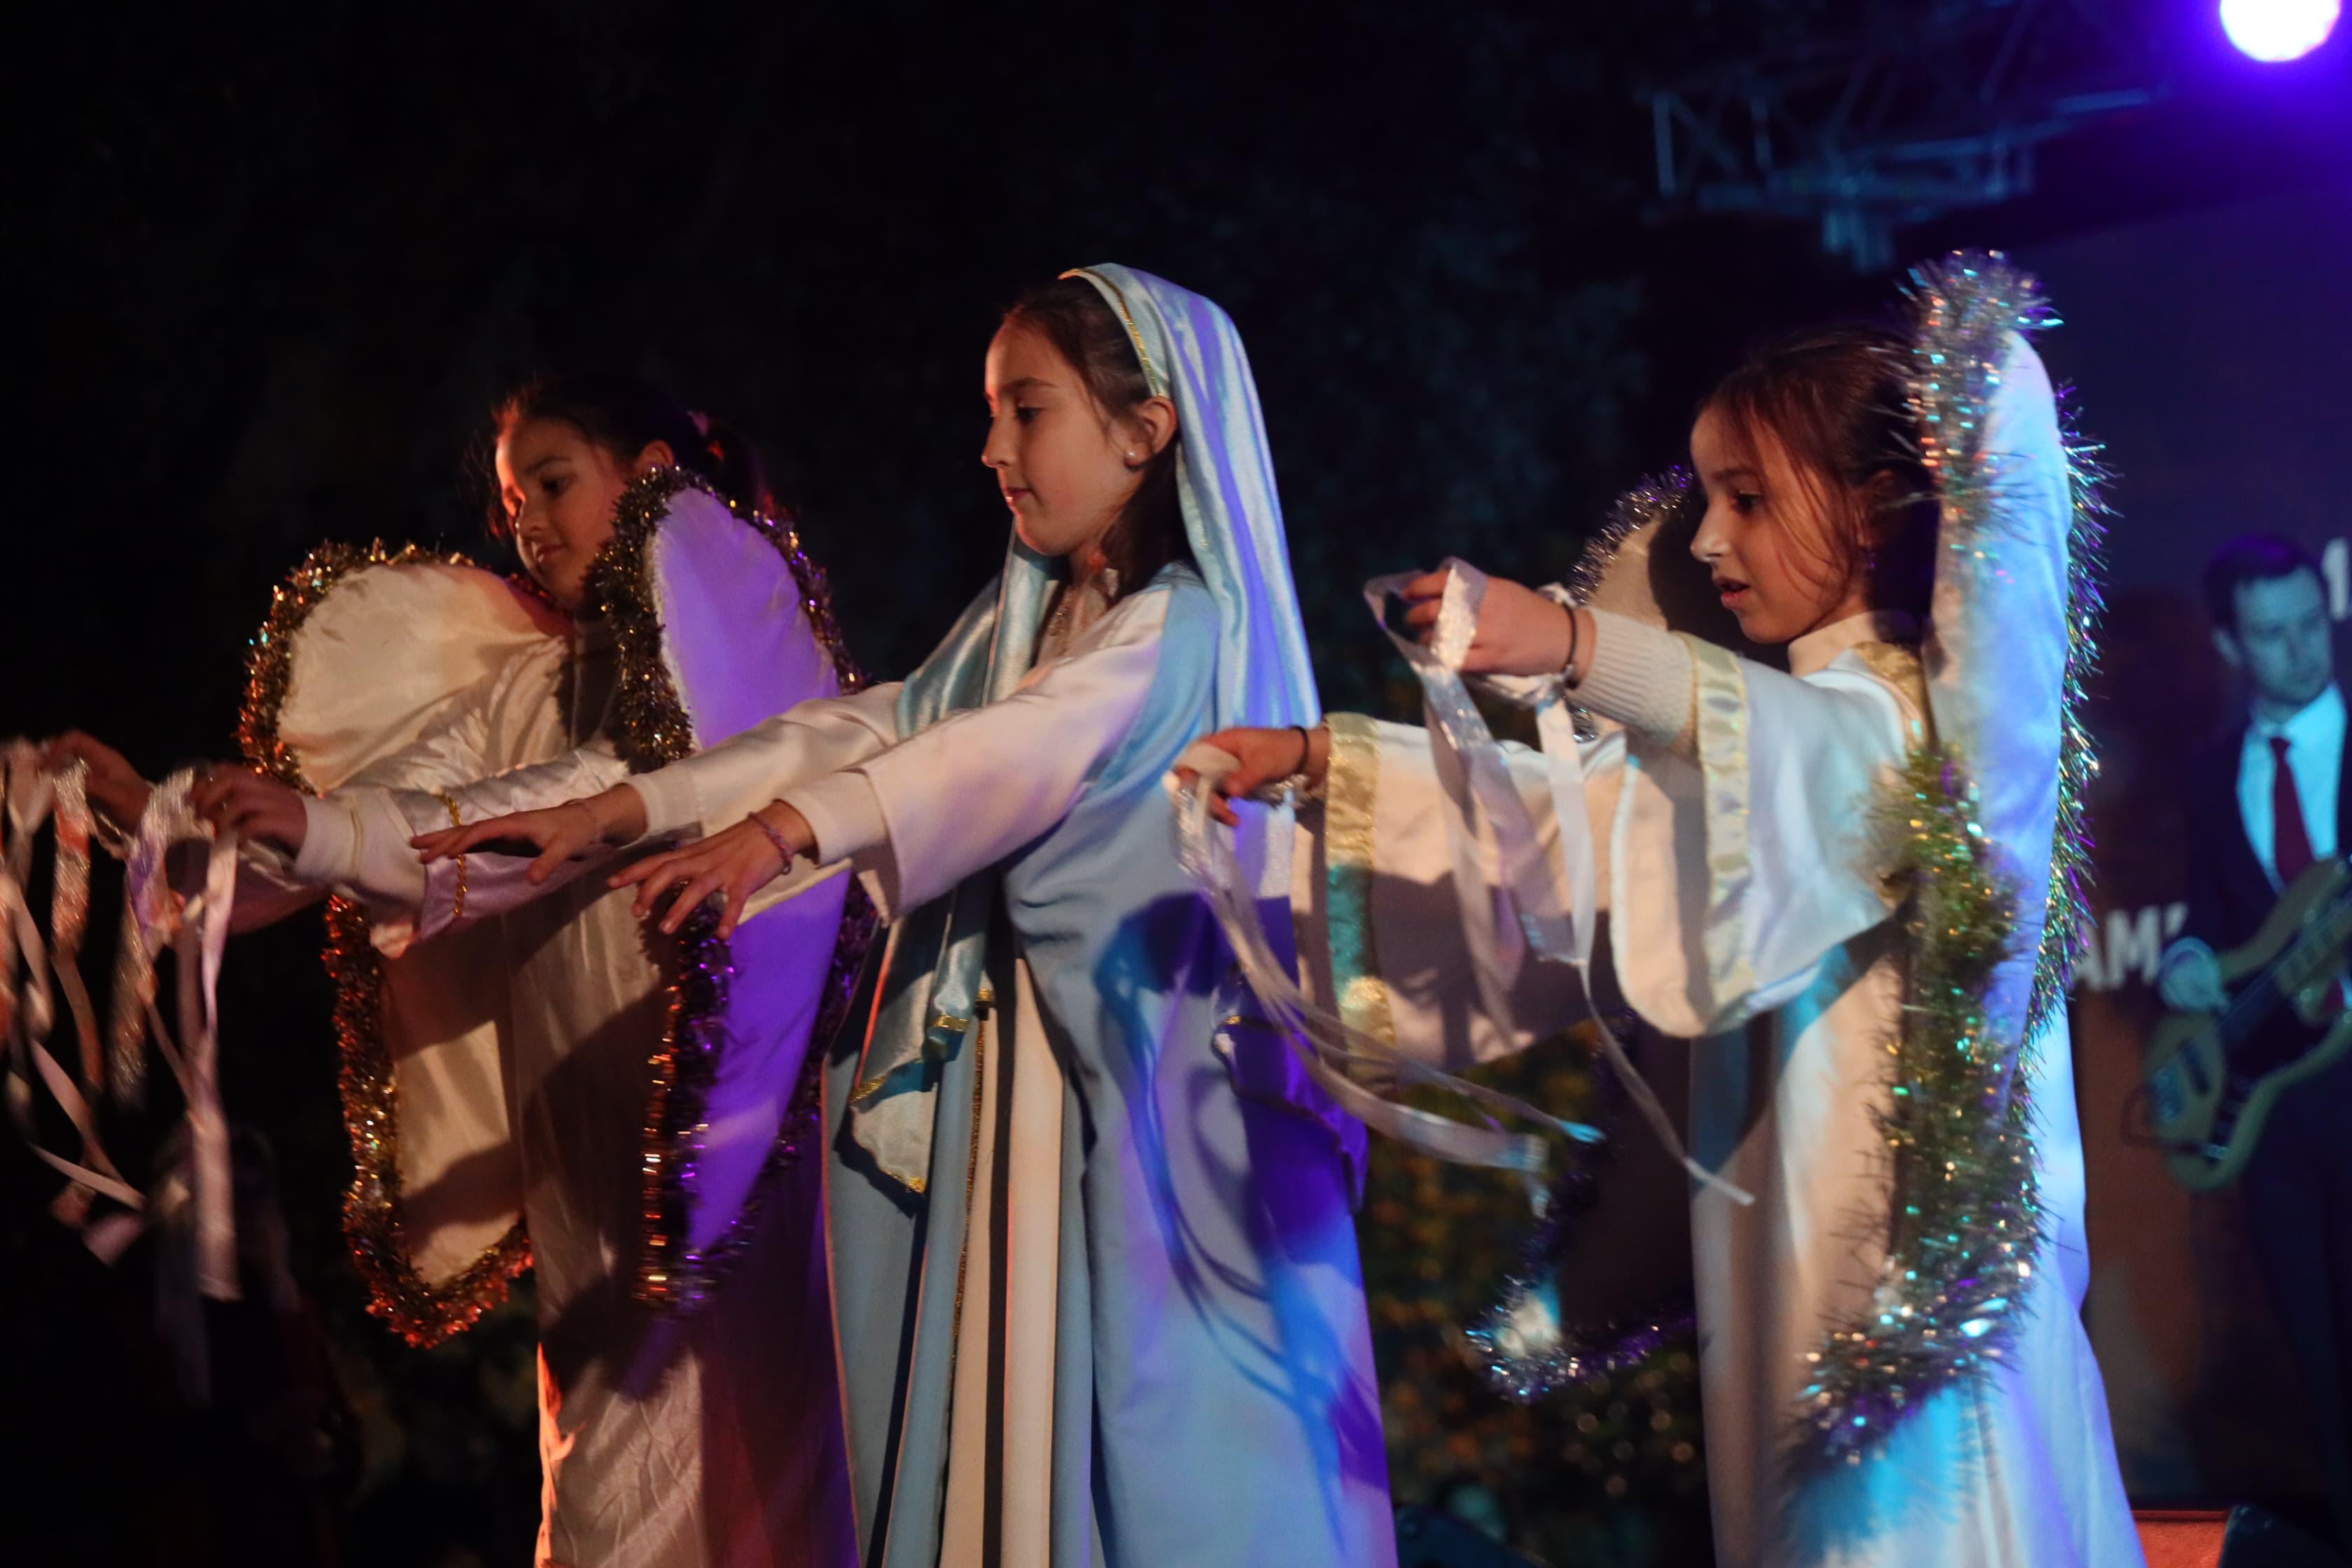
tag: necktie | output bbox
[2272,734,2316,886]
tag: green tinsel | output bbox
[1795,746,2046,1464]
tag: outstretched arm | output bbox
[410,681,906,885]
[44,733,325,933]
[614,592,1172,936]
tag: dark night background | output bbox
[6,3,2350,1564]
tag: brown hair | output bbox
[1700,323,1937,622]
[1001,277,1193,598]
[486,370,776,536]
[2204,533,2323,634]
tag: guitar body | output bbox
[2144,859,2352,1191]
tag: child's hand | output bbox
[194,766,309,854]
[42,731,154,832]
[1175,725,1326,827]
[411,785,648,884]
[608,805,806,937]
[1394,566,1581,678]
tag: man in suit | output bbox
[2159,533,2352,1551]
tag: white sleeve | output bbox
[244,674,500,945]
[1294,713,1602,1074]
[621,681,906,839]
[781,595,1170,921]
[1607,644,1915,1038]
[288,741,636,953]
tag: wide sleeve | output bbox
[1296,712,1605,1074]
[783,592,1172,920]
[617,680,905,840]
[229,670,501,937]
[1600,634,1917,1039]
[303,741,641,950]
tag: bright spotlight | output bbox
[2220,0,2342,61]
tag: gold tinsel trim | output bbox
[237,540,536,1348]
[1322,713,1399,1070]
[323,900,533,1347]
[587,468,878,1312]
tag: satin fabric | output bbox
[256,486,858,1567]
[821,573,1392,1567]
[1918,332,2071,1057]
[1624,620,2137,1568]
[846,264,1324,1191]
[606,267,1387,1564]
[1321,618,2139,1565]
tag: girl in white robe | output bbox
[1190,257,2144,1568]
[50,374,864,1568]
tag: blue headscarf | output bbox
[848,265,1319,1187]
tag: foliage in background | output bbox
[1362,1030,1711,1566]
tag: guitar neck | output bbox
[2224,876,2352,1047]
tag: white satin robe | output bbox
[1301,612,2142,1568]
[242,620,854,1568]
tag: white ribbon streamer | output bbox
[1362,561,1751,1207]
[0,745,143,1212]
[126,771,243,1299]
[0,746,244,1296]
[1170,748,1599,1210]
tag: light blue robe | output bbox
[617,266,1396,1566]
[825,565,1392,1567]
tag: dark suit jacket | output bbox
[2180,722,2352,957]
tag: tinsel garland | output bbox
[1460,1042,1695,1403]
[1370,1030,1707,1530]
[1558,470,1686,609]
[1794,746,2045,1464]
[1782,255,2106,1461]
[238,539,536,1347]
[587,468,878,1312]
[1467,254,2106,1465]
[1901,252,2108,1039]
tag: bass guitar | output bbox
[2143,858,2352,1191]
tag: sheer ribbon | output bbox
[0,743,241,1297]
[1172,564,1754,1207]
[1363,561,1750,1206]
[1170,751,1595,1209]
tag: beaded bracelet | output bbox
[1278,723,1326,806]
[750,804,800,864]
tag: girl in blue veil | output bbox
[424,267,1397,1567]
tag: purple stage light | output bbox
[2220,0,2341,61]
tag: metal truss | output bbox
[1642,0,2171,269]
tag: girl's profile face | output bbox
[980,322,1153,564]
[496,417,670,611]
[1688,405,1872,646]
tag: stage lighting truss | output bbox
[1641,0,2172,270]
